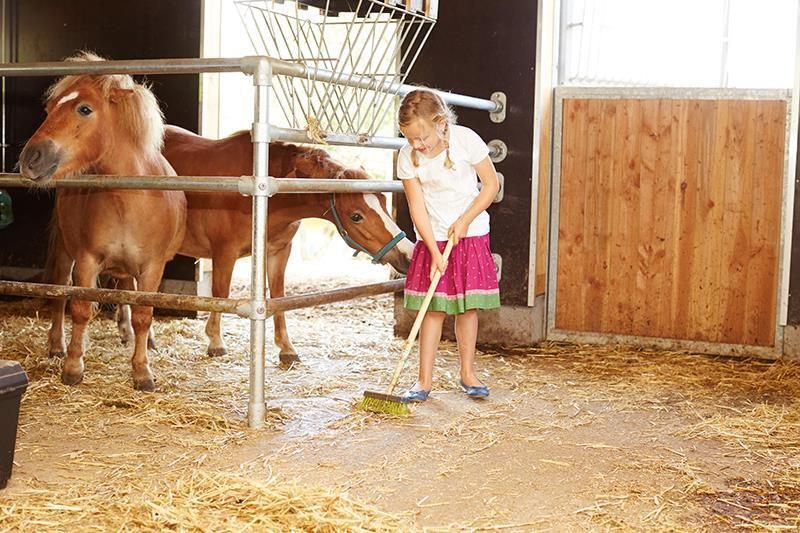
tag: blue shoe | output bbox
[400,387,430,403]
[459,379,489,399]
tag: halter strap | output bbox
[328,195,406,264]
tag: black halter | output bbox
[328,195,406,263]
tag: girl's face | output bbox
[400,118,445,156]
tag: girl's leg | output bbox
[455,309,482,387]
[415,310,446,390]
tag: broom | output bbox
[359,236,455,415]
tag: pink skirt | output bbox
[404,234,500,315]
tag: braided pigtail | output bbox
[411,148,419,167]
[442,124,455,170]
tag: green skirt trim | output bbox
[404,292,500,315]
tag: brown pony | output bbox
[20,53,186,391]
[160,126,413,364]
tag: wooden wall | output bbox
[554,97,786,347]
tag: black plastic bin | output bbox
[0,360,28,489]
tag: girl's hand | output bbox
[448,218,469,246]
[429,248,447,281]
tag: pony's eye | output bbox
[350,213,364,223]
[77,105,93,117]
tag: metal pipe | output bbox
[0,173,245,192]
[0,278,407,318]
[248,57,271,430]
[270,125,406,150]
[0,281,249,316]
[268,59,501,112]
[0,173,405,196]
[268,279,405,314]
[0,57,247,77]
[269,126,504,159]
[268,177,404,195]
[0,56,501,114]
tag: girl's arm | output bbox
[403,177,447,279]
[448,157,500,244]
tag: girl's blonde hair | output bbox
[398,89,457,169]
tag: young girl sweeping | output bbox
[396,88,501,402]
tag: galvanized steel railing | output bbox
[0,55,504,428]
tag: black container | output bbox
[0,360,28,489]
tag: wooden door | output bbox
[551,95,786,348]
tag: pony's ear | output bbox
[109,87,135,104]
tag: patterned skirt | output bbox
[404,233,500,315]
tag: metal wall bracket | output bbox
[478,172,504,203]
[492,253,502,281]
[488,139,508,163]
[490,91,506,123]
[495,172,504,203]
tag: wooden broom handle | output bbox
[386,236,455,393]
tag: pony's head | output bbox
[19,52,164,184]
[291,150,413,273]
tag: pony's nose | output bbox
[24,147,42,167]
[384,239,413,274]
[19,140,61,182]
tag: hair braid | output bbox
[443,124,454,169]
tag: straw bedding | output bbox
[2,274,800,530]
[0,296,411,532]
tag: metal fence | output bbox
[0,55,503,428]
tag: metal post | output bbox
[248,58,271,429]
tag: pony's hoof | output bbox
[118,329,134,346]
[49,350,65,359]
[61,371,83,386]
[134,377,156,392]
[279,352,301,368]
[207,347,227,357]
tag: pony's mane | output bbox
[225,132,368,180]
[45,51,165,158]
[290,145,366,180]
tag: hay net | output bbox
[236,0,437,141]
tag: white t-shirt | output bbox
[397,124,490,241]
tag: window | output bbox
[559,0,798,88]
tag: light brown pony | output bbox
[20,54,186,391]
[160,126,413,364]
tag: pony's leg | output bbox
[45,239,74,358]
[115,278,157,350]
[269,227,299,366]
[205,252,237,357]
[129,266,164,392]
[62,257,101,386]
[115,279,135,346]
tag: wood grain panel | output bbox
[555,98,785,346]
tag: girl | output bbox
[397,89,500,402]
